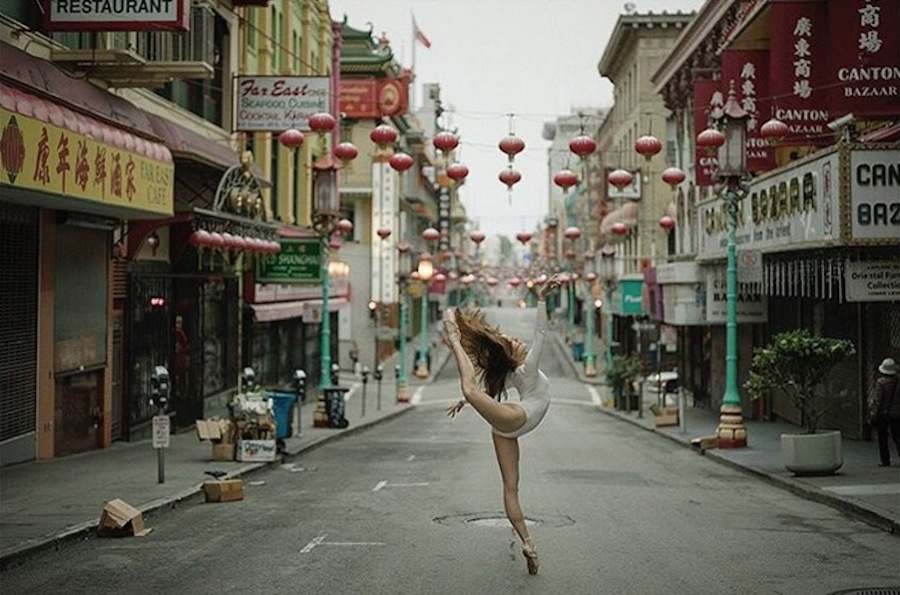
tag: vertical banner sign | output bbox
[722,49,776,173]
[370,162,398,303]
[768,1,832,150]
[828,0,900,118]
[693,79,722,187]
[438,187,451,254]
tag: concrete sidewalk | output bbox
[550,330,900,537]
[2,323,898,569]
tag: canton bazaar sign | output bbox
[235,77,330,132]
[0,108,174,216]
[43,0,190,32]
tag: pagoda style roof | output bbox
[339,18,398,75]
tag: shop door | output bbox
[54,371,102,456]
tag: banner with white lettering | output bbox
[692,79,721,187]
[722,49,776,174]
[769,1,833,151]
[827,0,900,119]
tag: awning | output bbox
[146,113,242,172]
[250,298,348,323]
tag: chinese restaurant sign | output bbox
[339,78,410,119]
[235,76,330,132]
[43,0,190,32]
[256,239,321,283]
[0,108,174,216]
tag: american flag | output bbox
[413,15,431,49]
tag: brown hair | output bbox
[454,308,525,399]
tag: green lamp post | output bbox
[698,80,749,448]
[584,261,598,378]
[414,250,434,378]
[395,241,412,402]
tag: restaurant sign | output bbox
[43,0,190,31]
[0,108,174,216]
[256,238,321,284]
[235,76,330,132]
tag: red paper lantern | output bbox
[377,227,392,239]
[553,169,578,191]
[696,126,726,155]
[611,222,628,236]
[470,231,486,245]
[446,162,469,181]
[309,112,336,134]
[634,134,662,161]
[421,227,441,242]
[486,276,499,287]
[498,135,525,159]
[660,166,686,189]
[569,135,597,157]
[397,241,412,254]
[208,232,225,249]
[336,219,353,235]
[389,152,414,172]
[189,229,210,247]
[370,123,398,147]
[563,226,581,241]
[607,168,634,190]
[760,117,789,143]
[434,272,447,282]
[433,131,459,153]
[586,272,598,282]
[499,167,522,189]
[333,142,358,162]
[508,277,521,288]
[515,231,532,244]
[659,215,676,230]
[279,128,304,149]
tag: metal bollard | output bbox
[374,364,384,411]
[360,365,370,417]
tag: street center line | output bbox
[300,534,327,553]
[407,454,416,462]
[373,480,388,492]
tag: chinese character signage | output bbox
[0,108,174,216]
[693,78,721,187]
[256,239,321,283]
[339,78,410,119]
[722,49,776,173]
[828,0,900,118]
[43,0,190,32]
[768,1,833,150]
[235,76,330,132]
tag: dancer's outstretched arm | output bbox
[524,275,560,371]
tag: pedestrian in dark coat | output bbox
[868,357,900,467]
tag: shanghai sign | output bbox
[256,239,321,284]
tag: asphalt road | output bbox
[2,308,898,595]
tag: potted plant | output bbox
[745,329,856,476]
[607,354,641,411]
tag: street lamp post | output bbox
[414,250,435,378]
[701,81,749,449]
[600,244,617,375]
[396,241,412,402]
[584,251,597,377]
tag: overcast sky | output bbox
[330,0,706,240]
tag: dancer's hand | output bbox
[442,309,461,346]
[446,399,465,418]
[538,274,561,301]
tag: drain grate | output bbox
[434,512,576,528]
[827,589,900,595]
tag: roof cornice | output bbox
[597,11,696,79]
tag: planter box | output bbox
[781,430,843,476]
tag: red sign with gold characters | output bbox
[339,77,409,119]
[722,49,776,174]
[827,0,900,118]
[693,78,721,187]
[0,107,174,216]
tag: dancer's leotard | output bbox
[493,305,550,439]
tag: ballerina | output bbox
[441,274,560,575]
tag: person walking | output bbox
[868,357,900,467]
[441,274,561,575]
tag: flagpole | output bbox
[411,12,417,108]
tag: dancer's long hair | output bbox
[454,308,526,399]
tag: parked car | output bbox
[634,371,679,406]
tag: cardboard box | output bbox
[211,442,235,462]
[203,479,244,503]
[98,498,152,537]
[236,439,277,462]
[653,406,679,427]
[195,419,222,441]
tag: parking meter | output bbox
[293,368,307,402]
[360,365,370,417]
[149,365,170,409]
[330,363,340,387]
[394,364,400,380]
[241,366,256,392]
[374,364,384,411]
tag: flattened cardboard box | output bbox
[203,479,244,503]
[98,498,152,537]
[195,419,222,441]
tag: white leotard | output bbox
[492,304,550,439]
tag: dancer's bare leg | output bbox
[492,433,530,543]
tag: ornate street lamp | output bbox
[395,241,412,403]
[599,244,617,374]
[583,250,597,378]
[700,80,749,449]
[414,250,434,378]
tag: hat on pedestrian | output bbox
[879,358,898,375]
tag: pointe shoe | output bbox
[522,538,539,575]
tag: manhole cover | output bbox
[827,589,900,595]
[434,512,576,528]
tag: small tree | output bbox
[607,354,641,402]
[744,329,855,434]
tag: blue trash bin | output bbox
[572,342,584,362]
[269,391,297,440]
